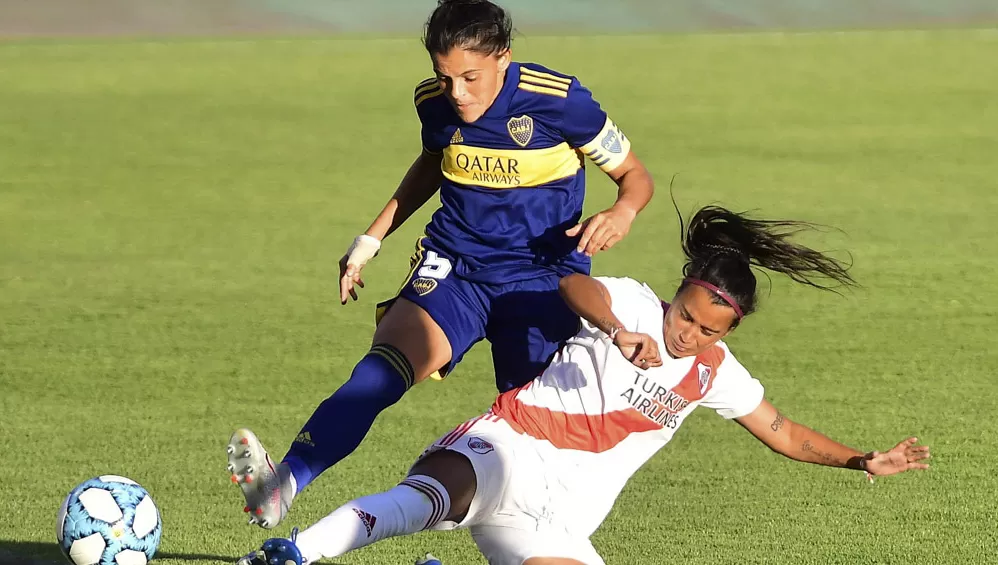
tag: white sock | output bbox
[294,474,451,563]
[281,462,298,497]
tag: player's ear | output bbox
[496,49,511,73]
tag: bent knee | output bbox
[409,449,476,522]
[373,298,453,381]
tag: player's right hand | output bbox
[339,234,382,305]
[339,254,366,304]
[613,331,662,369]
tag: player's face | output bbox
[663,285,736,358]
[431,47,511,123]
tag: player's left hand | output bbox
[861,437,931,476]
[566,204,637,257]
[613,330,663,369]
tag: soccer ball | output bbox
[57,475,162,565]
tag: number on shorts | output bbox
[417,250,452,279]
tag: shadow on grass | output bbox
[0,540,230,564]
[0,540,351,565]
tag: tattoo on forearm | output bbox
[597,316,615,333]
[771,412,785,432]
[801,440,839,464]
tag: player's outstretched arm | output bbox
[566,152,654,257]
[734,399,931,477]
[339,150,444,304]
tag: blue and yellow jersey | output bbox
[413,62,632,284]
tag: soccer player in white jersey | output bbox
[235,205,930,565]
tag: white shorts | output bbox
[414,414,607,565]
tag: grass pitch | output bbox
[1,29,997,564]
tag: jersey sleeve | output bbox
[561,79,632,174]
[699,344,765,419]
[413,78,445,155]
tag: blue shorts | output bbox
[376,238,583,392]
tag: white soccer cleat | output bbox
[226,428,294,529]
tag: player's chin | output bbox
[456,107,484,123]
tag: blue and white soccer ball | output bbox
[57,475,162,565]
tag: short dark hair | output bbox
[423,0,513,56]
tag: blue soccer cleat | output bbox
[415,554,442,565]
[235,528,304,565]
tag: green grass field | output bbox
[2,28,997,565]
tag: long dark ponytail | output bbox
[675,201,856,327]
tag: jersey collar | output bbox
[481,62,520,120]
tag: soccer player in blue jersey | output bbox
[226,0,656,530]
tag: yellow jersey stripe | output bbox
[394,238,425,295]
[519,74,570,92]
[442,142,582,189]
[416,77,436,90]
[517,83,568,98]
[520,67,572,85]
[415,88,444,106]
[414,80,440,98]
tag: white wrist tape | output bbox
[345,234,382,268]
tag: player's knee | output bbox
[372,298,454,379]
[345,344,417,408]
[409,449,476,522]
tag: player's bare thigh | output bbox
[408,449,477,522]
[372,297,452,385]
[523,559,589,565]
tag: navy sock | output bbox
[283,344,414,493]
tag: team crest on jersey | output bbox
[507,115,534,147]
[412,277,437,296]
[601,127,622,153]
[467,437,494,455]
[697,363,712,394]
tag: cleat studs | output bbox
[231,475,239,483]
[255,507,264,515]
[240,437,249,445]
[245,475,254,484]
[245,465,255,474]
[261,519,271,528]
[285,561,296,565]
[248,517,256,525]
[227,463,235,473]
[243,506,250,513]
[277,545,286,552]
[242,449,251,458]
[226,445,235,454]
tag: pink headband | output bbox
[683,278,744,320]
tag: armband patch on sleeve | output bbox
[579,116,631,173]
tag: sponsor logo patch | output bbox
[353,508,378,537]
